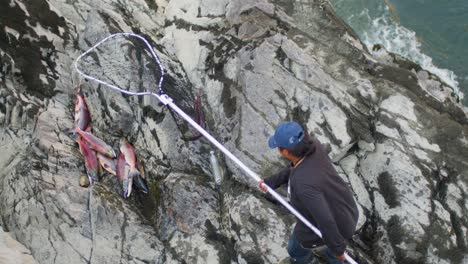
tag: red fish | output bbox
[74,88,90,131]
[75,128,116,158]
[194,89,205,128]
[185,89,205,141]
[116,152,133,198]
[97,153,116,176]
[116,152,126,181]
[77,137,99,184]
[119,138,140,180]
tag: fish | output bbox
[194,89,205,129]
[116,152,125,181]
[116,152,133,198]
[75,128,116,158]
[136,159,146,180]
[77,137,99,185]
[134,155,149,193]
[74,88,91,131]
[119,138,140,180]
[210,150,223,186]
[97,153,116,176]
[133,174,149,193]
[184,89,205,141]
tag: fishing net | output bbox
[75,33,165,96]
[75,32,205,139]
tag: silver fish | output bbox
[74,89,90,131]
[119,138,140,179]
[97,153,116,176]
[210,151,223,186]
[116,152,133,198]
[76,128,116,158]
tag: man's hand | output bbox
[336,254,346,261]
[258,179,268,193]
[325,249,346,263]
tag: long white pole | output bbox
[155,94,358,264]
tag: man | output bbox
[259,121,359,264]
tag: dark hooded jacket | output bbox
[265,137,358,256]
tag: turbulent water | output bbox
[281,0,468,105]
[330,0,468,104]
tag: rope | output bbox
[75,32,359,264]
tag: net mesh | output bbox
[75,33,164,96]
[75,32,206,141]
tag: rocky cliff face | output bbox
[0,226,38,264]
[1,0,467,264]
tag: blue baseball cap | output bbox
[268,121,305,149]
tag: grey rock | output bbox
[1,0,467,264]
[157,173,222,263]
[0,227,39,264]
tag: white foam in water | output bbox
[353,7,464,100]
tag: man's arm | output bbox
[259,167,291,191]
[301,187,347,257]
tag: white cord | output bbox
[75,32,165,95]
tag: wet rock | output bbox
[157,173,222,263]
[339,155,372,211]
[0,227,39,264]
[225,192,290,263]
[0,0,467,264]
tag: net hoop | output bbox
[74,32,165,96]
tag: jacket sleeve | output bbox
[300,187,346,256]
[264,167,291,189]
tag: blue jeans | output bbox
[287,232,344,264]
[287,232,313,263]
